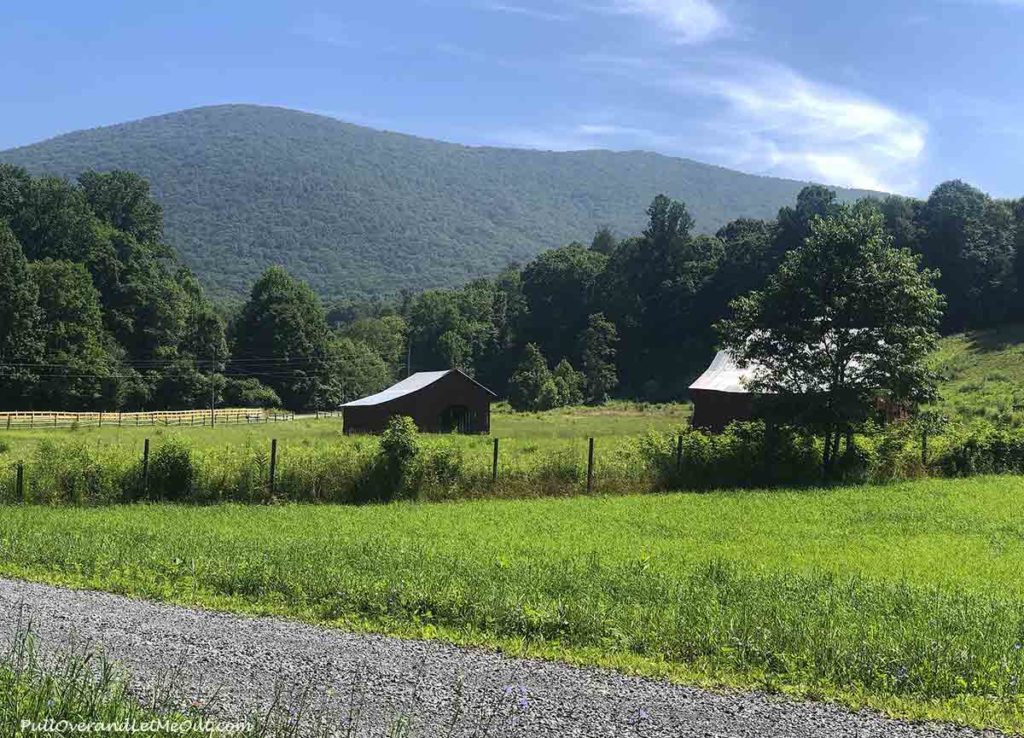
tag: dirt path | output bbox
[0,578,997,738]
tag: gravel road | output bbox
[0,578,998,738]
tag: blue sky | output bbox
[3,0,1022,197]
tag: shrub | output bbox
[147,438,196,501]
[355,415,420,503]
[223,377,282,408]
[26,440,132,505]
[638,422,821,491]
[939,426,1024,477]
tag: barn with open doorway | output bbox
[342,369,495,434]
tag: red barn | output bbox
[688,351,758,432]
[342,369,495,434]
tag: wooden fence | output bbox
[0,408,302,430]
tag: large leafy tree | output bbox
[580,312,618,404]
[718,205,943,474]
[28,259,122,410]
[601,195,718,398]
[918,180,1017,329]
[232,266,337,410]
[520,243,607,363]
[0,223,43,408]
[79,170,163,244]
[508,343,554,412]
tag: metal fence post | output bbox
[586,437,595,494]
[676,435,683,472]
[16,462,24,502]
[492,438,499,483]
[269,438,278,494]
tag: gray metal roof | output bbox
[342,369,495,407]
[688,351,758,394]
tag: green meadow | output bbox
[0,401,690,457]
[3,477,1024,731]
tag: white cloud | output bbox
[682,63,927,192]
[601,0,730,44]
[574,55,927,192]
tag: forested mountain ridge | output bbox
[0,104,878,299]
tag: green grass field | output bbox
[3,477,1024,731]
[0,401,690,458]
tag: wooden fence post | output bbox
[16,462,24,503]
[142,439,150,497]
[269,439,278,494]
[586,437,595,494]
[491,438,499,483]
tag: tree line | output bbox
[0,162,1021,413]
[0,165,387,412]
[358,179,1022,407]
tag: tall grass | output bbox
[4,479,1024,729]
[7,416,1024,505]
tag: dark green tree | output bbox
[29,259,122,410]
[580,312,618,404]
[0,223,43,408]
[79,170,163,244]
[600,195,715,398]
[317,337,391,407]
[232,266,336,410]
[520,243,607,364]
[590,226,617,255]
[918,181,1017,329]
[775,184,840,252]
[718,205,943,475]
[508,343,554,412]
[551,358,585,406]
[223,377,282,408]
[338,315,408,377]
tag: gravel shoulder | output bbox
[0,578,998,738]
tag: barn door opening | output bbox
[439,404,473,433]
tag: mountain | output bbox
[0,104,878,299]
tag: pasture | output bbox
[0,401,690,456]
[3,477,1024,731]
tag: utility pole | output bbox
[406,337,412,378]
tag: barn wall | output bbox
[690,390,755,433]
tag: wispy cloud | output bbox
[683,62,926,192]
[597,0,731,44]
[483,2,573,21]
[573,55,926,192]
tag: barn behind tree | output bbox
[688,351,758,432]
[342,369,495,434]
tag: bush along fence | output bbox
[3,416,1024,506]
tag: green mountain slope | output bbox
[0,104,877,299]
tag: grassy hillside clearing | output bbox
[931,324,1024,427]
[3,478,1024,731]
